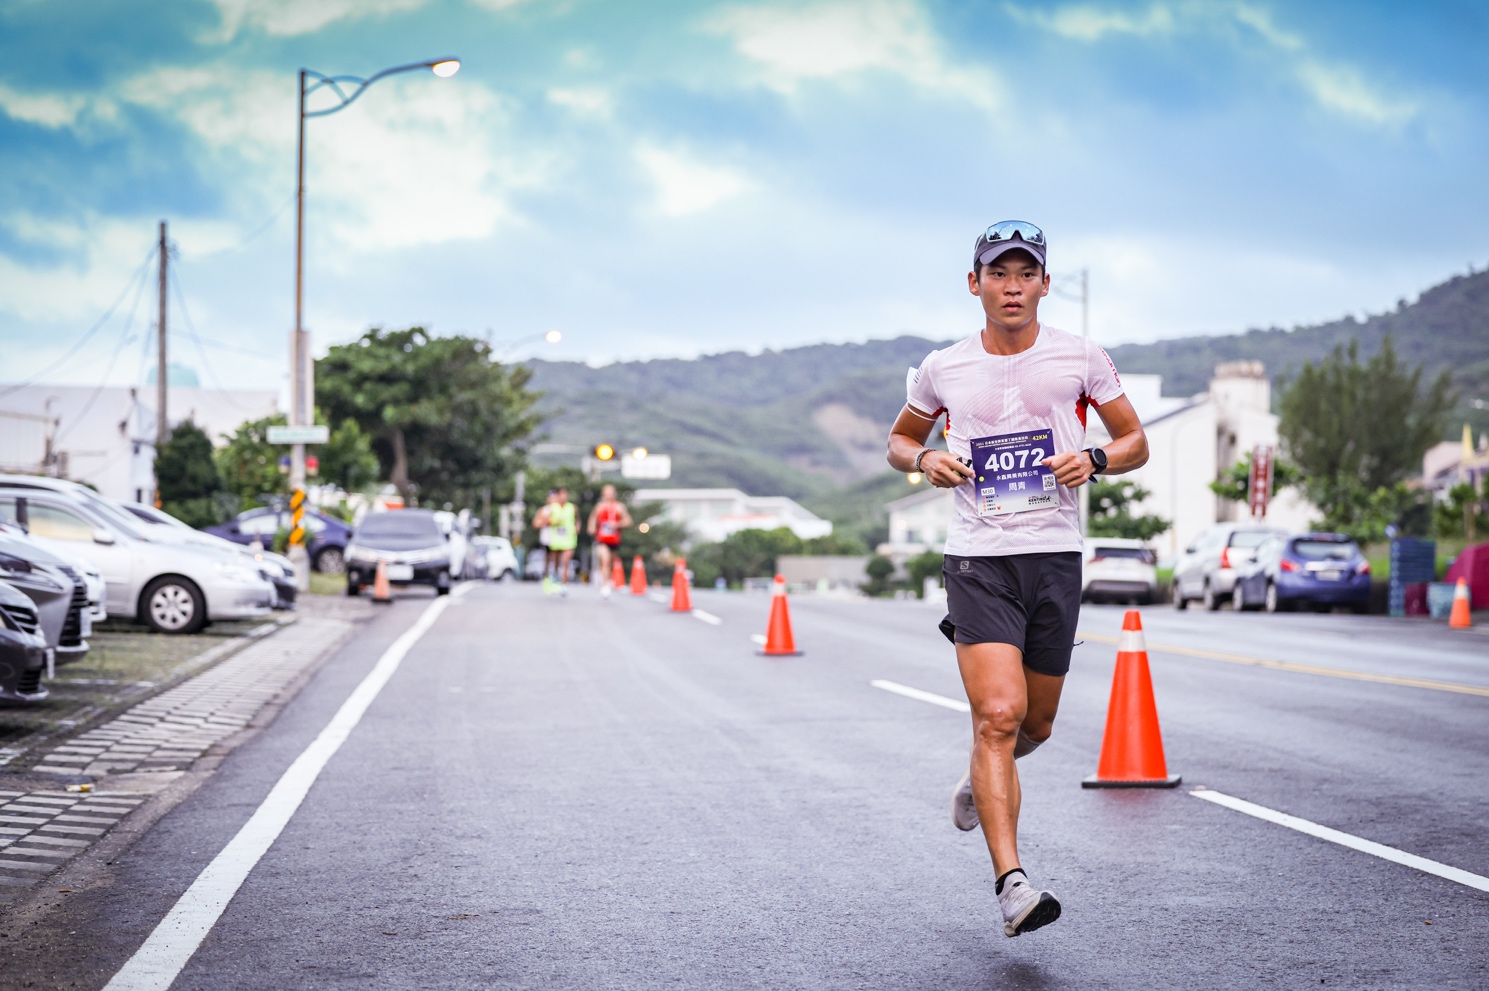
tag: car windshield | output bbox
[1092,547,1155,564]
[354,512,444,549]
[1293,539,1358,561]
[1227,530,1277,549]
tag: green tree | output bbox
[1279,337,1453,537]
[154,420,229,528]
[687,527,804,588]
[215,413,377,512]
[1087,480,1170,541]
[861,554,896,597]
[1208,452,1302,504]
[905,549,943,598]
[317,417,380,494]
[317,327,543,507]
[1434,480,1486,541]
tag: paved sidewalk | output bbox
[0,598,368,902]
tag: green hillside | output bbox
[523,266,1489,542]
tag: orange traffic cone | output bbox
[372,560,392,605]
[610,556,625,589]
[1449,578,1473,628]
[630,555,647,596]
[1082,610,1179,788]
[759,574,802,656]
[670,558,693,612]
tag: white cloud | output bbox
[1295,62,1417,127]
[548,87,613,117]
[635,146,752,216]
[468,0,537,10]
[1230,3,1301,50]
[206,0,429,40]
[0,83,89,129]
[1021,3,1175,41]
[708,0,1001,109]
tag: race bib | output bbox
[970,429,1059,515]
[598,521,618,538]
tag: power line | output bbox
[192,191,298,259]
[53,249,157,445]
[0,244,159,400]
[168,264,272,413]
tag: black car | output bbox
[0,582,49,702]
[345,510,456,596]
[0,533,90,666]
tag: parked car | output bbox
[0,531,91,665]
[345,510,460,596]
[203,507,353,575]
[1,518,105,627]
[0,480,274,633]
[1172,522,1289,611]
[119,502,297,610]
[1081,538,1158,604]
[0,581,49,702]
[1233,532,1372,613]
[472,536,519,581]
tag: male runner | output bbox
[544,487,579,596]
[886,221,1148,937]
[587,484,633,598]
[533,490,559,594]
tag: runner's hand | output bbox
[1043,451,1094,488]
[923,451,975,488]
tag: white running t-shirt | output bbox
[906,324,1125,557]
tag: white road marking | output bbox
[1191,788,1489,893]
[102,588,465,991]
[869,679,971,713]
[691,609,722,625]
[648,592,669,604]
[750,634,767,646]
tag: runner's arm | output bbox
[887,405,975,488]
[1043,394,1149,487]
[586,506,598,535]
[617,505,634,528]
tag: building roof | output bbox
[885,485,953,512]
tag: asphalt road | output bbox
[7,581,1488,990]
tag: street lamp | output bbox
[287,56,459,582]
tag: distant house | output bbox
[877,363,1318,564]
[0,384,278,503]
[632,487,832,542]
[1422,425,1488,498]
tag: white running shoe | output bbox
[951,771,978,831]
[998,872,1061,937]
[601,583,612,598]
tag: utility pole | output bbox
[156,220,169,453]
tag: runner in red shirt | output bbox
[587,484,633,598]
[887,221,1150,937]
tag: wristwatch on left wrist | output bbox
[1085,447,1108,476]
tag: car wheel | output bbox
[1173,582,1187,610]
[1203,582,1221,611]
[346,582,361,597]
[1232,583,1247,611]
[1264,581,1282,614]
[315,547,346,575]
[141,576,206,634]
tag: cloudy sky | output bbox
[1,0,1485,394]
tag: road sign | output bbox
[267,425,329,444]
[622,452,671,480]
[1249,445,1273,518]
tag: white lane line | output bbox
[648,592,669,604]
[103,587,467,991]
[691,609,722,625]
[750,634,767,646]
[869,679,971,713]
[1191,788,1489,893]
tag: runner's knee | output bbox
[972,700,1025,746]
[1019,714,1055,743]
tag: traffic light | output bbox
[594,443,616,461]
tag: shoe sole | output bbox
[951,773,978,831]
[1003,893,1061,937]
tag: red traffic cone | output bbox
[610,556,625,589]
[1449,577,1472,628]
[1082,610,1179,788]
[670,558,693,612]
[759,574,802,656]
[630,555,647,596]
[372,559,393,605]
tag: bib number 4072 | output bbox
[970,429,1059,515]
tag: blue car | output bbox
[1233,532,1372,613]
[203,508,353,574]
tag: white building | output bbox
[0,384,278,503]
[633,488,833,543]
[877,363,1317,563]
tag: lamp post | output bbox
[288,57,460,583]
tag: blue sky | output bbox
[2,0,1486,394]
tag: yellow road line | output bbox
[1076,631,1489,699]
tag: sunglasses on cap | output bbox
[979,221,1045,247]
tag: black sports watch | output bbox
[1085,447,1108,476]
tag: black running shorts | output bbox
[940,552,1082,677]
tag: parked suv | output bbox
[1082,538,1158,604]
[1233,532,1372,613]
[1172,522,1288,611]
[0,531,91,666]
[203,508,353,575]
[0,582,48,702]
[471,536,519,581]
[345,510,459,596]
[0,480,273,633]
